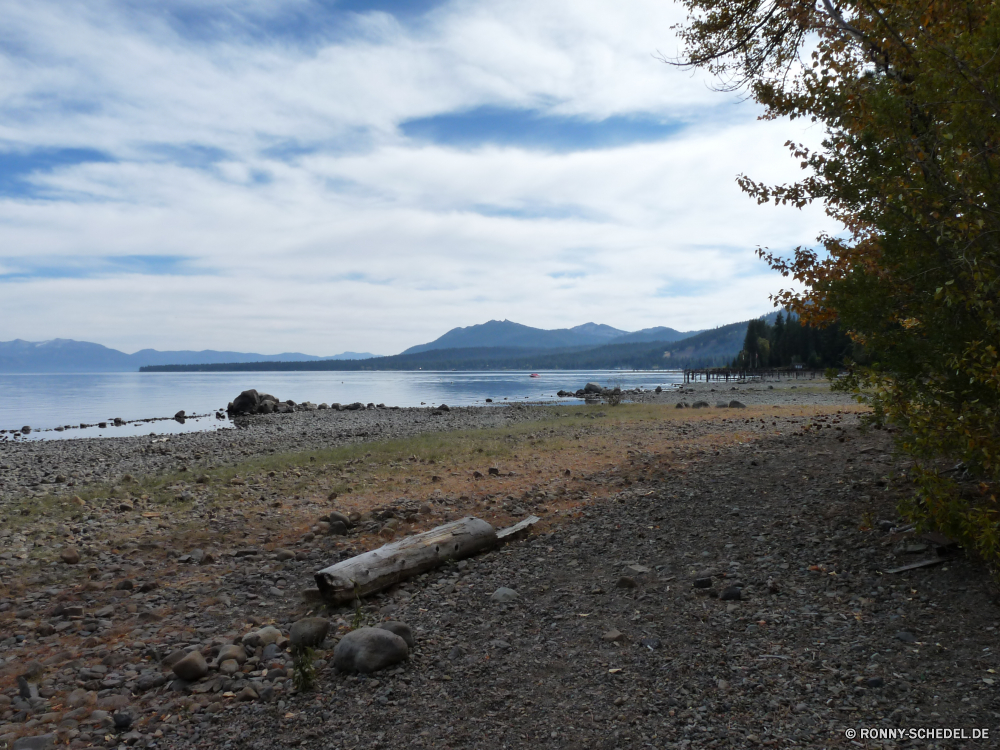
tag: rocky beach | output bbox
[1,380,998,749]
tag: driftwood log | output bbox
[314,516,498,603]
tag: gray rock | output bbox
[328,511,351,527]
[491,587,519,603]
[65,688,95,709]
[161,648,189,668]
[275,548,294,561]
[112,713,133,729]
[261,643,282,661]
[219,659,240,676]
[720,586,742,601]
[377,621,415,648]
[692,401,710,409]
[171,651,208,681]
[290,617,330,649]
[895,630,916,643]
[693,577,713,589]
[333,627,409,673]
[583,382,602,394]
[252,626,282,645]
[12,735,55,750]
[217,644,246,665]
[229,389,260,416]
[728,400,746,408]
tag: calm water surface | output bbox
[0,370,683,440]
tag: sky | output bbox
[0,0,835,355]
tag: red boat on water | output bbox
[529,373,541,378]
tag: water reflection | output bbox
[1,370,682,440]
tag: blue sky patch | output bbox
[654,278,717,298]
[0,148,115,198]
[471,203,604,221]
[124,0,446,47]
[0,255,206,281]
[142,143,229,169]
[400,106,688,151]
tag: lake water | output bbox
[0,370,683,440]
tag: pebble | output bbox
[171,651,208,681]
[11,735,55,750]
[491,587,518,603]
[720,586,742,601]
[217,644,247,665]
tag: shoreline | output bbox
[0,381,853,505]
[2,387,997,749]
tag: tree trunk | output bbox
[314,516,497,603]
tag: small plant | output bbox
[859,510,876,531]
[349,581,376,630]
[291,646,316,692]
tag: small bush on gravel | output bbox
[291,646,316,692]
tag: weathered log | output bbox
[314,517,497,603]
[497,515,540,544]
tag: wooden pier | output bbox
[682,367,827,384]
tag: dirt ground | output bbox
[2,396,999,749]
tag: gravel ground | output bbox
[162,422,999,750]
[0,404,555,506]
[3,384,998,750]
[0,378,849,506]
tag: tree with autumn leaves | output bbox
[672,1,1000,564]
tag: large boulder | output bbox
[333,627,408,673]
[377,621,415,648]
[583,382,603,394]
[229,390,260,416]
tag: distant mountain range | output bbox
[3,316,774,373]
[141,315,780,373]
[401,320,701,354]
[0,339,378,373]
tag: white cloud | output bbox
[0,0,837,354]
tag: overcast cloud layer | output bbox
[0,0,835,355]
